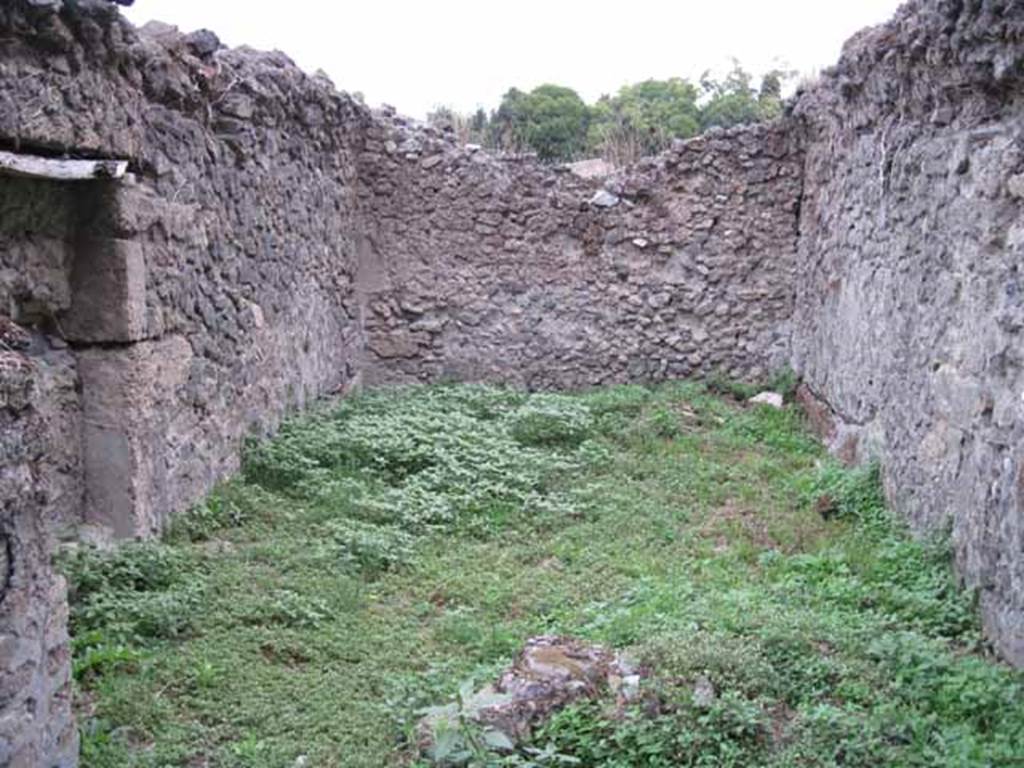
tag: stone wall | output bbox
[0,1,367,761]
[792,0,1024,664]
[0,177,81,767]
[0,0,367,538]
[0,343,77,766]
[358,116,803,389]
[3,0,1024,763]
[0,178,83,535]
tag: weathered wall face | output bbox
[792,0,1024,664]
[0,2,368,761]
[0,177,81,768]
[0,178,83,535]
[5,0,1024,762]
[0,0,366,538]
[0,175,82,767]
[358,118,803,389]
[0,345,78,767]
[0,179,73,328]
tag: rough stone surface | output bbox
[77,336,194,538]
[0,0,366,537]
[0,179,75,327]
[0,347,77,768]
[419,636,643,752]
[0,2,366,760]
[63,237,147,343]
[792,0,1024,665]
[359,117,802,389]
[1,0,1024,762]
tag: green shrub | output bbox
[508,395,593,448]
[646,406,682,439]
[766,367,799,400]
[807,462,887,524]
[62,542,188,602]
[540,695,767,768]
[718,405,818,455]
[71,583,202,643]
[325,518,414,575]
[233,589,330,629]
[165,484,262,543]
[72,632,141,681]
[584,384,652,418]
[61,543,203,646]
[705,372,760,401]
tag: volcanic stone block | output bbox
[62,238,146,343]
[76,336,193,538]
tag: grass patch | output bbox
[67,383,1024,767]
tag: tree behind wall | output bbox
[443,63,792,164]
[488,85,590,161]
[587,78,703,165]
[699,62,791,130]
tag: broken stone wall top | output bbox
[794,0,1024,128]
[0,0,369,161]
[358,115,803,389]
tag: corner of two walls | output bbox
[352,58,1024,670]
[356,1,1024,668]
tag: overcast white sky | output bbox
[124,1,905,119]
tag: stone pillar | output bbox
[77,336,193,539]
[62,238,147,344]
[59,187,191,540]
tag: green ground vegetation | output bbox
[65,382,1024,767]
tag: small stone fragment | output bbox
[1006,174,1024,200]
[418,636,645,754]
[692,676,716,708]
[590,189,620,208]
[749,391,784,409]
